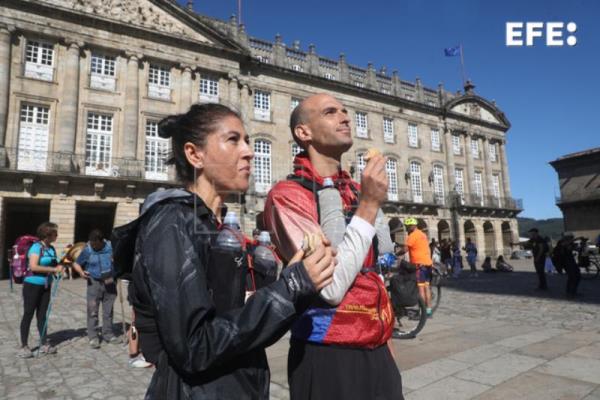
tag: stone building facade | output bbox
[0,0,521,277]
[550,147,600,241]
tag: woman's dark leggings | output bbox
[20,282,51,347]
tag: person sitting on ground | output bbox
[481,256,495,273]
[495,255,514,272]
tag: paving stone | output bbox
[455,353,547,386]
[472,371,596,400]
[402,357,471,390]
[448,343,513,365]
[535,356,600,385]
[404,376,491,400]
[568,342,600,360]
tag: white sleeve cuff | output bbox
[348,215,376,240]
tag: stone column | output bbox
[114,201,141,227]
[392,70,401,97]
[56,41,81,171]
[464,133,475,202]
[481,136,494,197]
[493,220,505,257]
[122,53,140,160]
[0,24,13,151]
[498,140,512,198]
[273,34,285,68]
[0,196,5,279]
[443,129,456,193]
[228,75,241,113]
[239,82,251,123]
[179,65,193,112]
[49,198,76,252]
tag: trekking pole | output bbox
[36,273,62,357]
[117,279,128,344]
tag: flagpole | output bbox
[459,44,467,88]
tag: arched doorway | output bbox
[437,220,451,242]
[501,221,512,256]
[464,220,477,249]
[483,221,496,257]
[388,217,405,244]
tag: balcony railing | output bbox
[457,193,523,210]
[0,147,166,180]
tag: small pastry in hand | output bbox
[302,232,320,256]
[364,148,381,161]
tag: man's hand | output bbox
[356,153,388,225]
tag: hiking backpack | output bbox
[10,235,40,284]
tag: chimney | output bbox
[186,0,193,11]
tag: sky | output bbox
[180,0,600,220]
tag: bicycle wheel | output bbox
[430,284,442,313]
[580,258,600,280]
[392,297,427,339]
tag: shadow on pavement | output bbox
[46,327,87,346]
[441,270,600,305]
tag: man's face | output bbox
[529,231,538,239]
[406,225,416,233]
[90,239,104,251]
[301,94,352,156]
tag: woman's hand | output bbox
[289,235,336,291]
[54,265,64,275]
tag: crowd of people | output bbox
[12,94,595,400]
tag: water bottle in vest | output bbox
[252,231,277,288]
[215,211,242,251]
[318,177,346,247]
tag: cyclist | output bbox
[400,218,434,317]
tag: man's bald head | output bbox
[289,94,345,149]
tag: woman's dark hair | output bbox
[36,222,58,240]
[159,103,241,184]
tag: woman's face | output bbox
[200,116,254,193]
[46,231,58,244]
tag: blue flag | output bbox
[444,46,461,57]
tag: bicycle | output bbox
[384,261,427,339]
[429,263,444,313]
[578,255,600,280]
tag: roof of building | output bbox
[550,147,600,166]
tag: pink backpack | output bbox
[10,235,40,284]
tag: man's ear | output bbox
[183,142,205,170]
[294,124,311,146]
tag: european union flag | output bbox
[444,46,461,57]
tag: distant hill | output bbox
[517,217,564,239]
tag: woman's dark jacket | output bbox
[128,189,316,399]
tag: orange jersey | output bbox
[406,228,432,266]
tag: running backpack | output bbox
[10,235,40,284]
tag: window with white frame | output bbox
[144,120,169,181]
[408,123,419,148]
[148,64,171,100]
[24,40,54,81]
[324,72,336,80]
[290,97,300,111]
[85,112,114,176]
[199,74,219,103]
[405,94,413,100]
[452,134,462,155]
[471,138,480,159]
[355,112,368,138]
[492,174,501,199]
[454,168,465,202]
[292,64,303,72]
[356,152,366,177]
[430,128,440,151]
[433,165,445,204]
[410,161,423,203]
[17,104,50,172]
[90,53,116,91]
[383,117,394,143]
[291,143,302,158]
[254,90,271,121]
[254,140,272,193]
[474,171,484,205]
[386,158,398,201]
[489,142,498,162]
